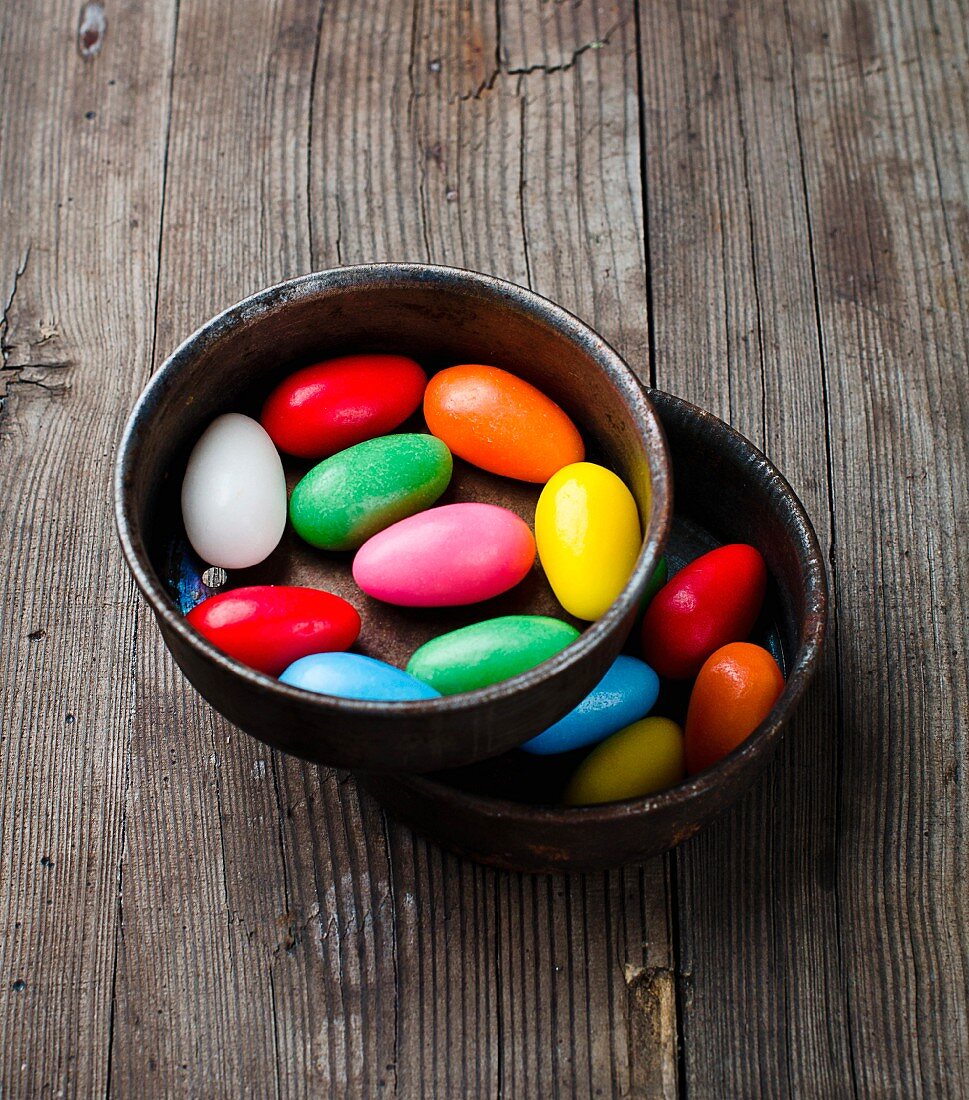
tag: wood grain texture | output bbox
[308,2,675,1091]
[789,0,969,1092]
[0,1,176,1096]
[2,0,967,1095]
[640,0,969,1094]
[110,3,337,1094]
[84,0,675,1096]
[638,1,855,1093]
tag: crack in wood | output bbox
[0,371,70,396]
[456,21,624,102]
[147,0,180,379]
[409,0,433,261]
[0,246,30,368]
[517,95,532,289]
[105,608,139,1100]
[0,248,74,413]
[633,0,657,388]
[305,0,327,270]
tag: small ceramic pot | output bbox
[115,265,671,772]
[359,390,827,871]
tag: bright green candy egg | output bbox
[563,716,685,805]
[641,556,668,611]
[407,615,580,695]
[289,434,452,551]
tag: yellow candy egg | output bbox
[563,717,685,806]
[535,462,642,620]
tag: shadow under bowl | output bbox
[115,264,671,773]
[358,390,828,871]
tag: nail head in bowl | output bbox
[358,390,828,871]
[115,264,672,773]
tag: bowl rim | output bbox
[115,262,672,723]
[378,389,828,820]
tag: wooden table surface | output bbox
[2,0,966,1095]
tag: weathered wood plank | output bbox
[108,3,325,1094]
[789,0,969,1092]
[6,0,966,1093]
[637,0,856,1093]
[0,1,177,1096]
[640,0,969,1093]
[320,2,675,1095]
[107,0,677,1095]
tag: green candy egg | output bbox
[289,434,453,551]
[407,615,580,695]
[640,556,668,612]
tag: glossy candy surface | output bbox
[521,655,659,755]
[180,413,286,569]
[685,642,785,774]
[353,502,536,607]
[280,652,440,701]
[290,434,452,551]
[563,717,685,805]
[535,462,642,621]
[423,364,584,482]
[186,586,360,676]
[641,544,767,679]
[407,615,580,695]
[261,354,426,460]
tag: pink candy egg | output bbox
[352,502,536,607]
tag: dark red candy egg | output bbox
[261,354,427,460]
[640,544,767,679]
[186,586,361,676]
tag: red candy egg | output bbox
[640,544,767,679]
[261,354,427,460]
[186,586,361,676]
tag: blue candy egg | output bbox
[520,655,660,755]
[280,652,441,702]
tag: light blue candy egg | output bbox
[280,652,441,702]
[521,655,660,755]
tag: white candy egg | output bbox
[181,413,287,569]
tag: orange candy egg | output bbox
[423,364,584,483]
[685,642,785,774]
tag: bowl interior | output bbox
[358,390,826,869]
[122,267,669,743]
[160,425,609,665]
[413,512,789,803]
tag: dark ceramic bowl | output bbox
[115,265,671,772]
[359,390,828,871]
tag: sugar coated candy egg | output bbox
[352,502,536,607]
[261,353,427,460]
[186,585,360,676]
[685,642,785,774]
[535,462,642,621]
[641,544,767,679]
[407,615,580,695]
[290,434,453,551]
[521,655,659,755]
[563,717,685,805]
[423,364,584,482]
[280,652,440,702]
[180,413,287,569]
